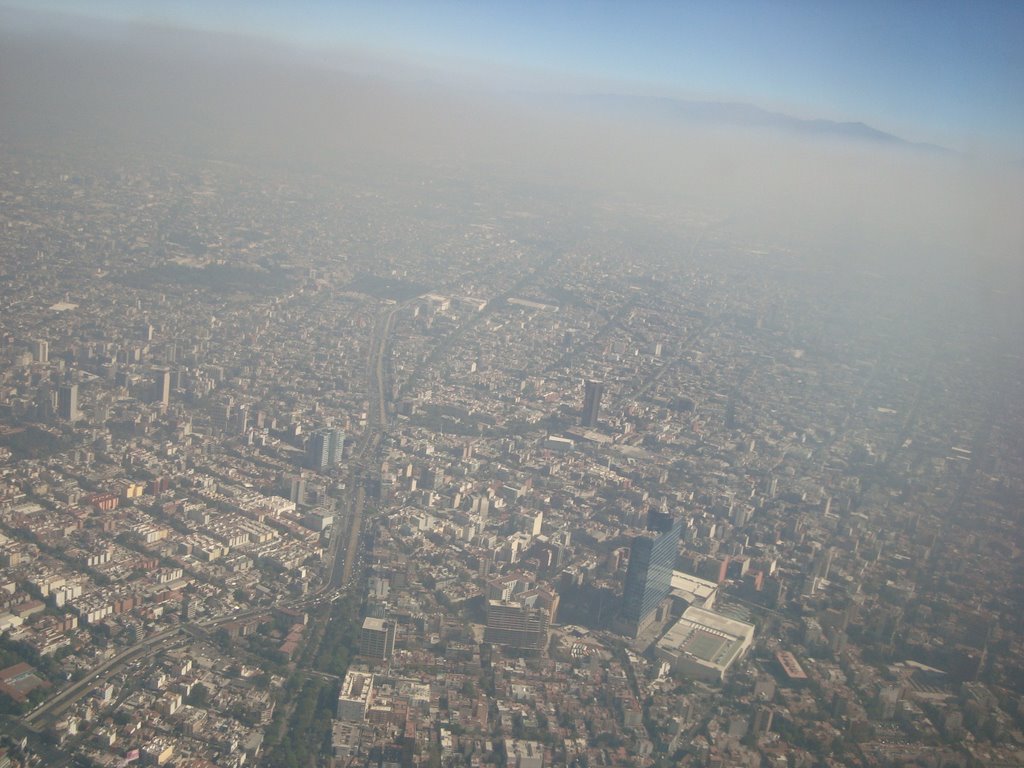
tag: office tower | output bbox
[336,671,374,721]
[470,494,490,527]
[289,475,307,505]
[622,509,681,635]
[484,599,551,651]
[153,368,171,408]
[124,623,142,645]
[33,339,48,363]
[421,467,441,490]
[752,705,774,735]
[34,386,56,420]
[328,428,344,465]
[307,427,344,470]
[358,617,396,660]
[230,404,250,435]
[58,383,79,422]
[582,379,604,428]
[814,546,835,580]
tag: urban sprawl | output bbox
[0,145,1020,768]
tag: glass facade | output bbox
[622,515,680,629]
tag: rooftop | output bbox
[655,606,755,675]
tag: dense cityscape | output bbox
[0,137,1019,768]
[1,2,1023,767]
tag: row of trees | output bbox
[313,593,361,677]
[264,679,337,768]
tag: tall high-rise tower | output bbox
[622,509,681,635]
[582,379,604,428]
[306,427,345,470]
[58,383,79,422]
[153,368,171,409]
[306,429,330,470]
[358,617,396,660]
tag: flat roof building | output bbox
[775,650,808,683]
[485,598,550,651]
[359,617,396,660]
[670,570,719,609]
[337,670,374,721]
[508,738,545,768]
[655,605,755,682]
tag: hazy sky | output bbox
[6,0,1023,155]
[1,1,1021,289]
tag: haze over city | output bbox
[0,3,1021,768]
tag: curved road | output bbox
[24,626,183,728]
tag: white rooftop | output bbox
[670,570,718,603]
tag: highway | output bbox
[21,600,298,735]
[337,484,364,588]
[24,625,185,727]
[334,300,406,590]
[22,296,408,744]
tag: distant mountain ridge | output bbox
[546,92,953,154]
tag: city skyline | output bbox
[0,2,1021,767]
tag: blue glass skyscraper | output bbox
[622,510,680,633]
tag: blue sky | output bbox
[6,0,1024,153]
